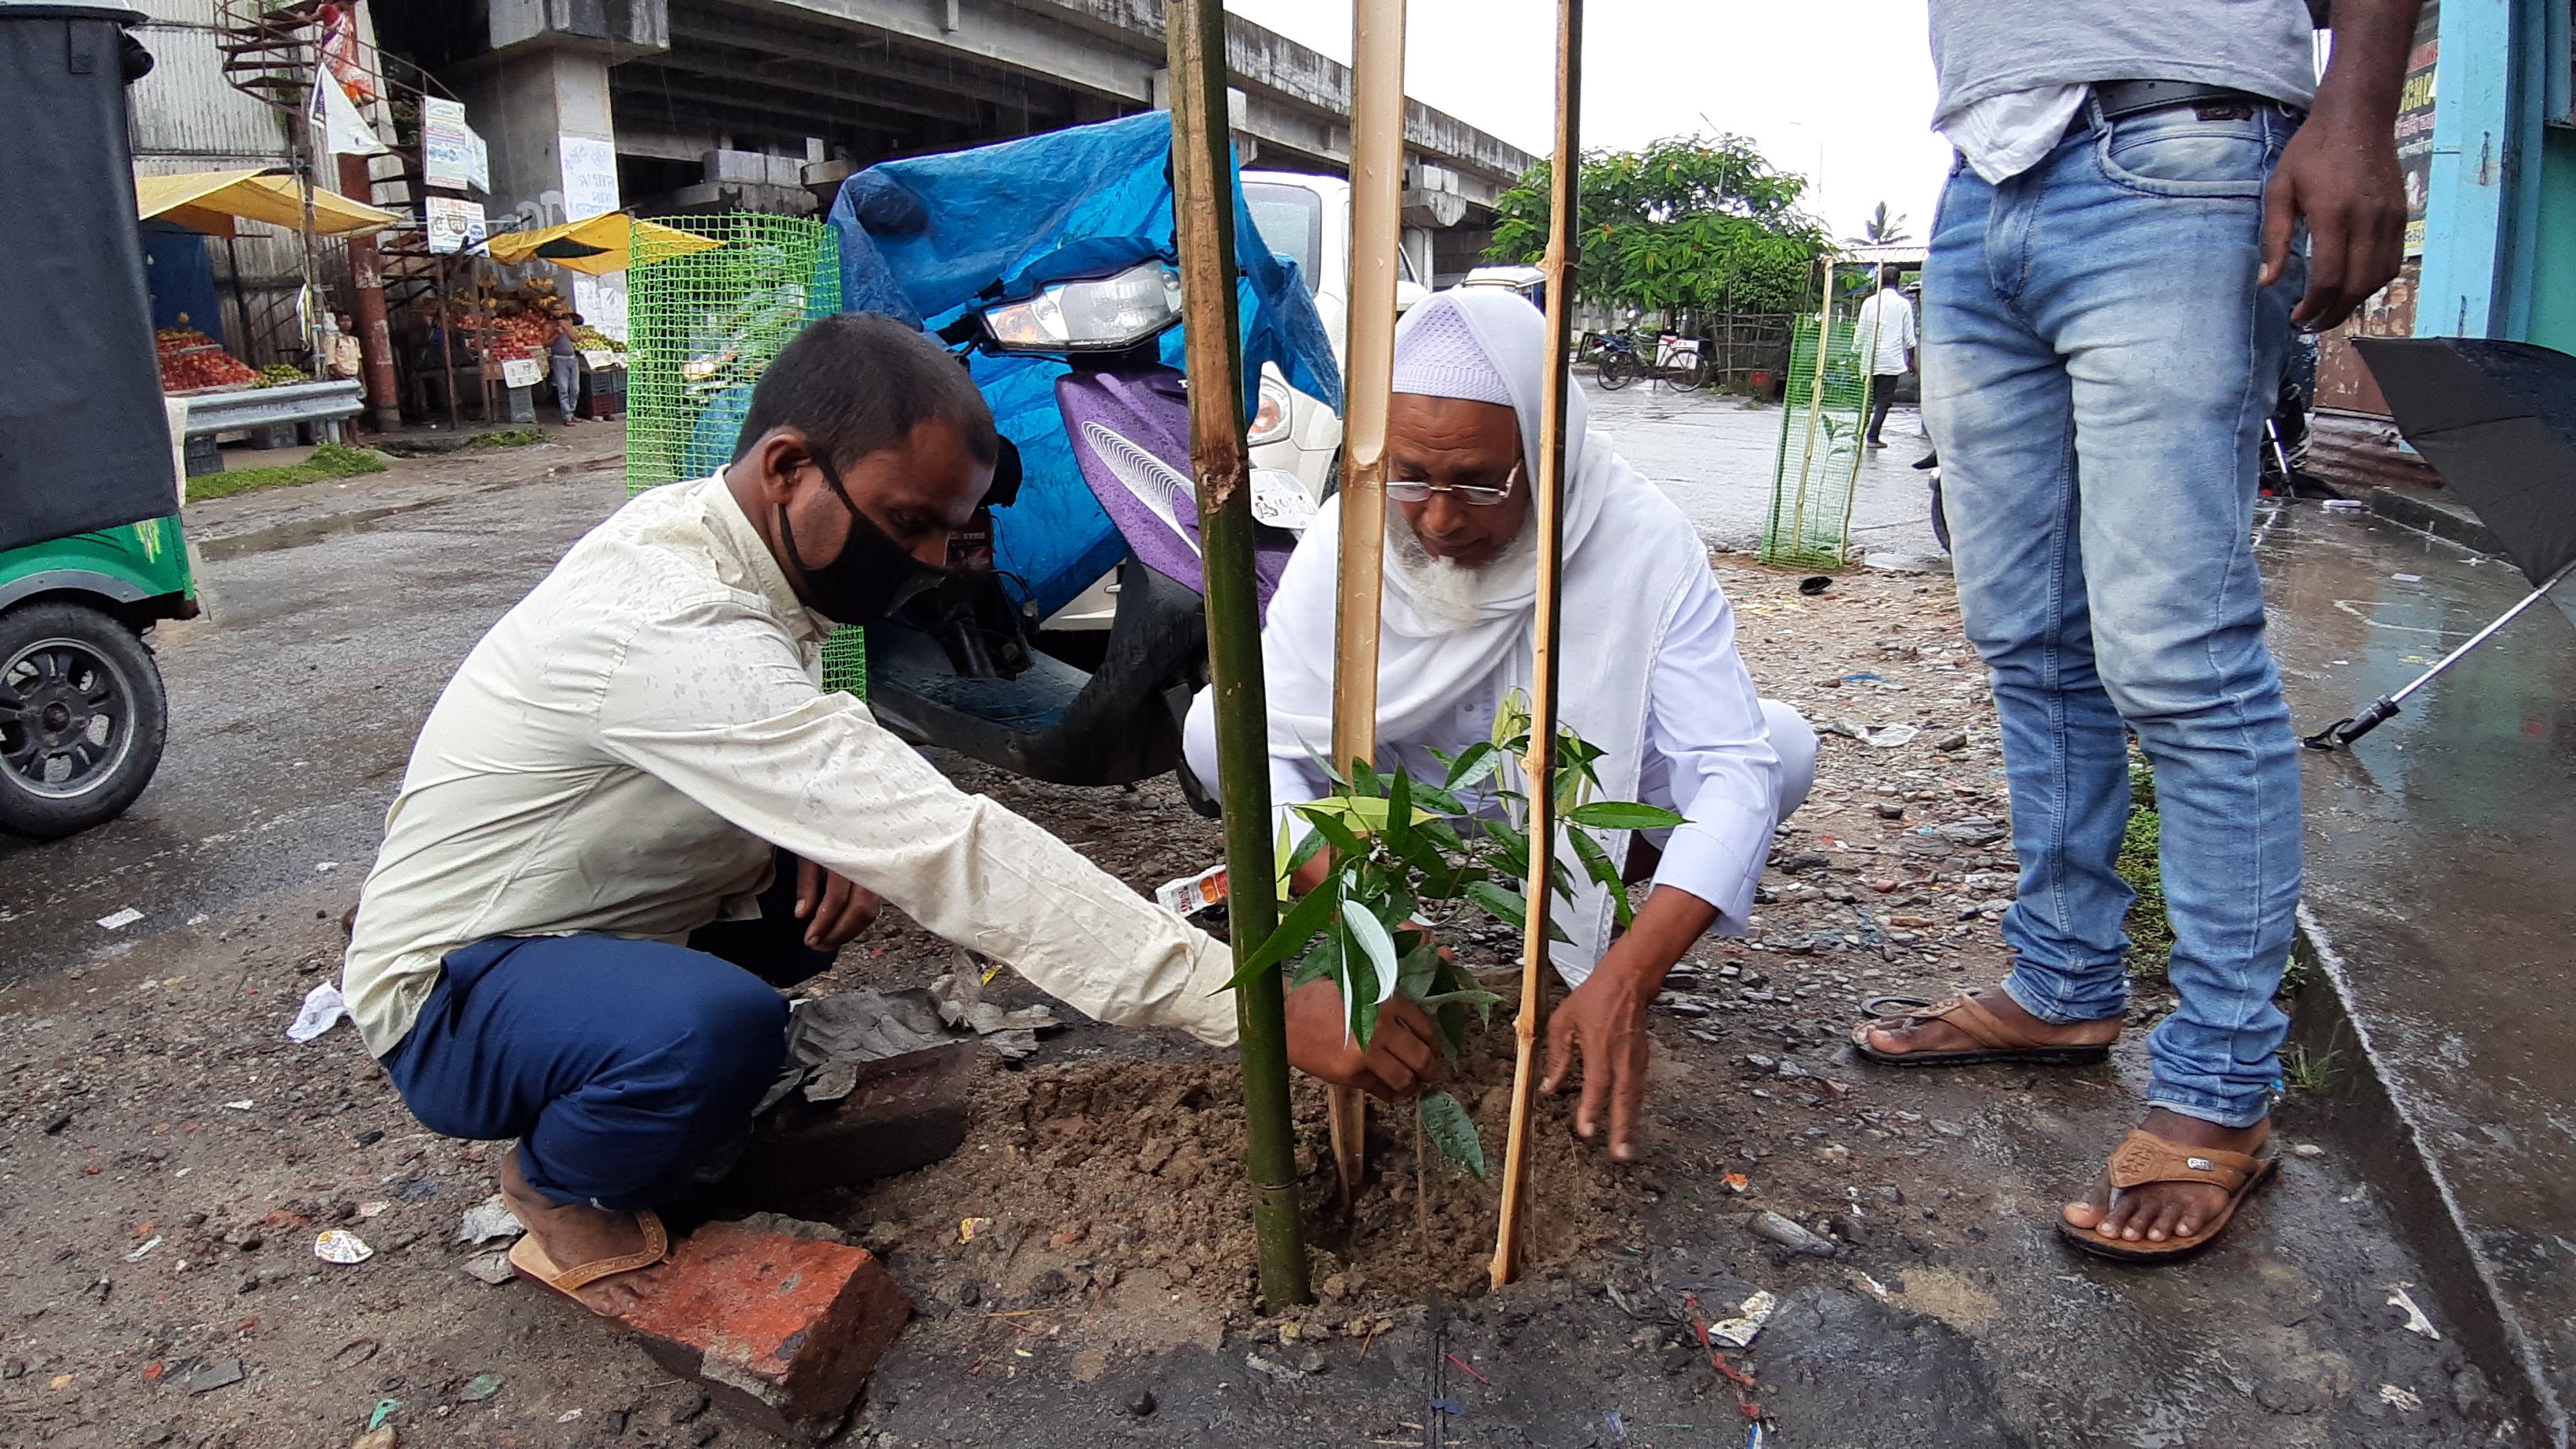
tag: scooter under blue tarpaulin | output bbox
[825,112,1342,620]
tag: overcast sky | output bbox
[1222,0,1956,244]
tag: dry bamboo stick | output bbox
[1491,0,1583,1290]
[1324,0,1409,1208]
[1786,258,1836,557]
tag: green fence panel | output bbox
[1760,316,1871,570]
[623,213,865,694]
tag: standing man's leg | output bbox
[1900,144,2140,1057]
[381,934,791,1312]
[1874,103,2305,1254]
[2040,102,2305,1247]
[1865,374,1901,445]
[554,357,580,425]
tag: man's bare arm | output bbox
[2261,0,2424,327]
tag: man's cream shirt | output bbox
[341,475,1237,1058]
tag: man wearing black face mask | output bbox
[341,315,1441,1316]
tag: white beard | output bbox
[1383,507,1538,635]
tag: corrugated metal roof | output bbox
[125,15,293,163]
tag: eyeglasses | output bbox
[1385,459,1522,507]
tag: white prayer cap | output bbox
[1389,293,1515,409]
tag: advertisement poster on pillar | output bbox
[422,97,479,194]
[425,196,486,255]
[560,135,618,223]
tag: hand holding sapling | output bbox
[1225,691,1684,1178]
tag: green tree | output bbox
[1849,200,1911,247]
[1485,134,1828,319]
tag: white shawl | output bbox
[1258,288,1709,980]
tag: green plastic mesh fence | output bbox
[626,214,841,490]
[623,213,865,695]
[1760,316,1871,570]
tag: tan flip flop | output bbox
[1850,991,2121,1067]
[507,1208,671,1315]
[2058,1129,2278,1263]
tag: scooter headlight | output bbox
[980,261,1185,353]
[1248,369,1293,444]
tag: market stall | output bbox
[137,168,395,462]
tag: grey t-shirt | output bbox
[1928,0,2319,122]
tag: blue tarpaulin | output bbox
[826,112,1342,619]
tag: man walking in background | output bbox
[1853,264,1914,447]
[1855,0,2418,1261]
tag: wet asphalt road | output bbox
[2263,501,2576,1424]
[1588,379,1949,567]
[0,432,631,987]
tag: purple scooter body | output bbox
[1054,365,1294,620]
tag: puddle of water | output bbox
[2260,504,2576,1406]
[196,501,439,562]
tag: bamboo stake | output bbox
[1166,0,1310,1311]
[1491,0,1582,1290]
[1786,259,1835,560]
[1324,0,1409,1208]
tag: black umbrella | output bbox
[2305,338,2576,749]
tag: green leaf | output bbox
[1349,756,1383,798]
[1296,803,1372,862]
[1566,827,1635,928]
[1385,766,1413,858]
[1341,898,1400,1005]
[1566,825,1623,889]
[1289,937,1339,988]
[1463,879,1528,929]
[1443,741,1500,792]
[1410,783,1468,817]
[1567,801,1689,830]
[1418,1089,1487,1181]
[1217,878,1341,991]
[1396,938,1443,1001]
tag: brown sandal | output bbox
[1849,991,2120,1066]
[507,1208,671,1315]
[2057,1129,2278,1262]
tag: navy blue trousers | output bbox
[381,852,831,1210]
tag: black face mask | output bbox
[776,452,949,626]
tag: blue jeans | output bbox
[552,354,580,421]
[1920,96,2307,1129]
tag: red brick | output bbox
[616,1224,912,1436]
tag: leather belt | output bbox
[2092,79,2279,122]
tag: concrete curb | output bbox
[2367,485,2507,556]
[2288,904,2567,1448]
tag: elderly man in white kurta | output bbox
[1186,286,1816,1160]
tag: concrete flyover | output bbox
[401,0,1533,282]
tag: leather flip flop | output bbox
[1849,991,2120,1067]
[507,1208,671,1315]
[2058,1129,2278,1263]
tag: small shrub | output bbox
[2118,754,2174,984]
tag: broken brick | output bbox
[616,1223,912,1436]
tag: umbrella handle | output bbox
[2302,697,2399,751]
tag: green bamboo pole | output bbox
[1166,0,1311,1311]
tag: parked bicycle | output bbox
[1592,328,1708,392]
[1587,329,1646,390]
